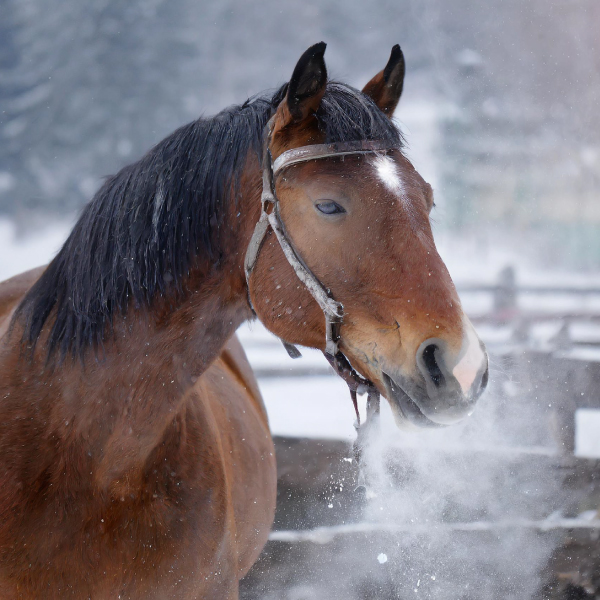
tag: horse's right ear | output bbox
[273,42,327,130]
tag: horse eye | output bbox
[316,201,345,215]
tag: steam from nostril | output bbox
[421,343,445,388]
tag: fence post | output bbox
[493,265,517,317]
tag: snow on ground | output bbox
[258,375,359,441]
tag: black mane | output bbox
[15,82,402,359]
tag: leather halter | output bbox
[245,118,397,429]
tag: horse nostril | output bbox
[421,343,445,388]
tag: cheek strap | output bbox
[244,117,396,442]
[244,119,346,358]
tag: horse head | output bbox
[248,43,488,428]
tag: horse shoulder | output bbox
[200,334,277,578]
[218,333,269,425]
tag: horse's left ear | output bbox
[362,45,405,117]
[272,42,328,133]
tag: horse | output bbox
[0,43,488,599]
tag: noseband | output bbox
[245,118,397,442]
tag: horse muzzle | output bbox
[381,323,489,428]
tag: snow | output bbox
[238,324,331,377]
[528,321,564,346]
[269,516,600,544]
[0,217,73,282]
[259,375,359,441]
[569,321,600,344]
[556,346,600,363]
[575,409,600,458]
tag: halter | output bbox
[245,118,397,436]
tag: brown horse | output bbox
[0,43,488,598]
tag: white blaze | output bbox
[372,155,405,196]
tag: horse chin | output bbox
[381,372,446,430]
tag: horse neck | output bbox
[88,148,264,396]
[5,151,263,487]
[75,149,263,376]
[158,151,263,363]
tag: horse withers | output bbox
[0,43,488,598]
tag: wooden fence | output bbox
[238,269,600,599]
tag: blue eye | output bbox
[316,201,345,215]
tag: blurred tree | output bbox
[0,0,199,214]
[1,0,599,270]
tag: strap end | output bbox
[282,341,302,359]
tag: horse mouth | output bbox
[382,372,443,429]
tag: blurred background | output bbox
[2,1,600,598]
[2,0,600,274]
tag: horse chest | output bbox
[0,343,276,599]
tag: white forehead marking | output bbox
[372,155,405,196]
